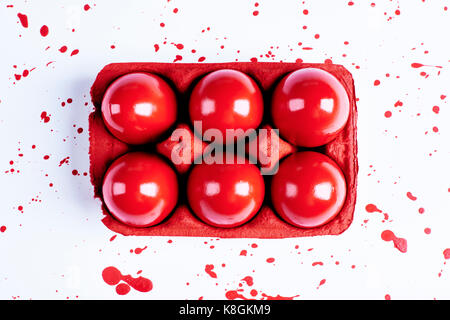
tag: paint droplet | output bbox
[115,283,130,295]
[365,204,382,213]
[381,230,407,253]
[40,111,50,123]
[17,13,28,28]
[40,25,49,37]
[443,249,450,260]
[374,80,380,86]
[406,192,417,201]
[384,111,392,118]
[205,264,217,278]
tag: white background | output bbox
[0,0,449,299]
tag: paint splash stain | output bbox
[102,266,152,295]
[40,111,50,123]
[17,13,28,28]
[40,25,49,37]
[365,204,382,213]
[406,192,417,201]
[381,230,407,253]
[205,264,217,278]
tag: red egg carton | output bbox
[89,62,358,238]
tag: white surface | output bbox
[0,0,449,299]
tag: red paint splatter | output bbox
[250,57,258,63]
[115,283,130,295]
[40,25,49,37]
[384,111,392,118]
[17,13,28,28]
[84,4,91,11]
[432,126,439,133]
[303,9,309,15]
[198,56,206,62]
[239,250,247,256]
[411,63,442,69]
[225,289,298,300]
[424,228,431,235]
[312,261,323,266]
[261,293,299,300]
[173,55,182,63]
[205,264,217,278]
[225,290,250,300]
[381,230,407,253]
[374,80,380,86]
[317,279,326,289]
[365,204,382,213]
[432,106,440,114]
[134,246,147,254]
[154,44,159,52]
[58,156,70,166]
[0,226,6,233]
[385,294,391,300]
[266,257,275,263]
[253,10,259,16]
[70,49,79,56]
[102,266,152,295]
[77,127,83,134]
[418,207,425,214]
[175,43,184,50]
[40,111,50,123]
[443,249,450,260]
[241,276,253,286]
[59,46,67,53]
[406,192,417,201]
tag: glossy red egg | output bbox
[102,152,178,227]
[101,72,177,145]
[187,155,265,228]
[271,151,346,228]
[189,69,263,143]
[271,68,350,147]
